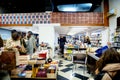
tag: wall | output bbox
[54,31,59,47]
[94,6,102,12]
[0,12,103,26]
[0,28,11,40]
[0,13,51,24]
[101,28,109,46]
[33,24,58,58]
[109,0,120,42]
[51,12,103,25]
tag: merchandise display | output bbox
[90,34,102,47]
[112,31,120,49]
[7,46,58,79]
[11,62,58,79]
[0,50,16,71]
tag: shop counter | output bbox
[64,47,87,60]
[11,76,57,80]
[87,53,99,75]
[11,59,58,80]
[87,53,99,61]
[66,47,87,51]
[11,63,58,80]
[11,71,57,80]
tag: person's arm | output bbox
[22,39,27,48]
[6,39,14,49]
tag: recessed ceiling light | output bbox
[57,3,92,12]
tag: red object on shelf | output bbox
[39,53,47,59]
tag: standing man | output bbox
[26,31,36,54]
[58,36,66,57]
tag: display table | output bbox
[11,77,57,80]
[11,58,58,80]
[66,47,86,51]
[11,65,57,80]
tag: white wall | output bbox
[109,0,120,42]
[101,28,109,46]
[33,24,60,58]
[54,31,59,47]
[39,25,55,58]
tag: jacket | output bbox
[26,35,36,54]
[102,63,120,80]
[95,63,120,80]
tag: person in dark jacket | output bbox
[58,36,66,57]
[95,48,120,80]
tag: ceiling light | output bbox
[63,7,77,12]
[57,3,92,12]
[67,27,89,35]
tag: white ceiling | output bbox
[54,27,71,35]
[1,25,105,35]
[1,26,39,34]
[54,26,105,35]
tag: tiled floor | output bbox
[54,54,94,80]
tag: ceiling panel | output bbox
[55,27,71,35]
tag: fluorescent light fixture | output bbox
[67,27,88,35]
[63,7,77,12]
[57,3,92,12]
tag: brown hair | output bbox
[12,32,19,41]
[96,48,120,72]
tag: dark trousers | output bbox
[60,45,64,55]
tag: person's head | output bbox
[107,42,111,48]
[96,48,120,71]
[0,70,10,80]
[86,36,89,39]
[60,35,63,38]
[17,32,22,39]
[27,31,33,38]
[11,30,17,34]
[12,32,20,41]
